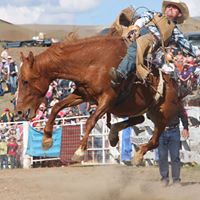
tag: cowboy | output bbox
[110,0,200,87]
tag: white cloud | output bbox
[0,5,44,24]
[0,0,102,24]
[59,0,102,12]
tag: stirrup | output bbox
[110,80,121,88]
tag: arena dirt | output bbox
[0,165,200,200]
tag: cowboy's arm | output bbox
[172,27,199,57]
[133,11,157,28]
[128,11,158,39]
[179,107,189,139]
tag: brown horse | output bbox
[16,35,180,164]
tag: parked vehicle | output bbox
[4,38,52,48]
[184,32,200,48]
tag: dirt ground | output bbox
[0,165,200,200]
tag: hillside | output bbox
[0,19,104,41]
[20,24,104,40]
[179,17,200,33]
[0,20,35,41]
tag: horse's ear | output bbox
[28,51,34,68]
[20,52,25,62]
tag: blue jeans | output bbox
[158,127,181,182]
[0,83,4,96]
[0,155,8,169]
[9,155,17,169]
[121,127,132,161]
[116,42,137,79]
[9,75,17,94]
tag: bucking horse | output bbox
[16,35,181,164]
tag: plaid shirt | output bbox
[134,11,198,57]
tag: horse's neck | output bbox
[37,51,84,83]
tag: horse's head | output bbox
[16,51,50,120]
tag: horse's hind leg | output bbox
[134,121,166,165]
[109,115,145,147]
[42,93,84,150]
[133,105,179,165]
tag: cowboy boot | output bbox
[109,67,125,87]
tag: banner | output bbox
[26,125,62,157]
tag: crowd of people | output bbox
[0,46,18,96]
[0,124,22,169]
[153,45,200,93]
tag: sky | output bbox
[0,0,199,25]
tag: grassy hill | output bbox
[20,24,104,41]
[0,19,104,41]
[0,20,35,41]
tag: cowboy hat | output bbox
[162,0,189,24]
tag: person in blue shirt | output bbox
[110,0,200,87]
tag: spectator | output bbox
[7,136,18,169]
[68,81,76,93]
[48,96,59,115]
[178,65,192,90]
[45,81,57,104]
[0,136,8,169]
[7,58,18,94]
[1,46,8,60]
[78,102,90,116]
[1,108,14,122]
[1,58,10,93]
[0,62,5,96]
[158,105,189,186]
[121,126,133,166]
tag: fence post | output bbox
[22,122,32,168]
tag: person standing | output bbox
[7,136,18,169]
[0,136,8,169]
[1,108,14,122]
[7,57,18,94]
[158,104,189,186]
[121,127,133,166]
[1,46,8,60]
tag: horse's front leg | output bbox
[72,96,112,162]
[42,93,84,149]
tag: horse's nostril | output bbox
[18,111,22,115]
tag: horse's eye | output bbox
[22,80,28,85]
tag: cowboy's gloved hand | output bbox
[127,25,140,41]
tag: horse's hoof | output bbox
[133,150,144,166]
[71,147,85,162]
[108,132,119,147]
[42,137,53,150]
